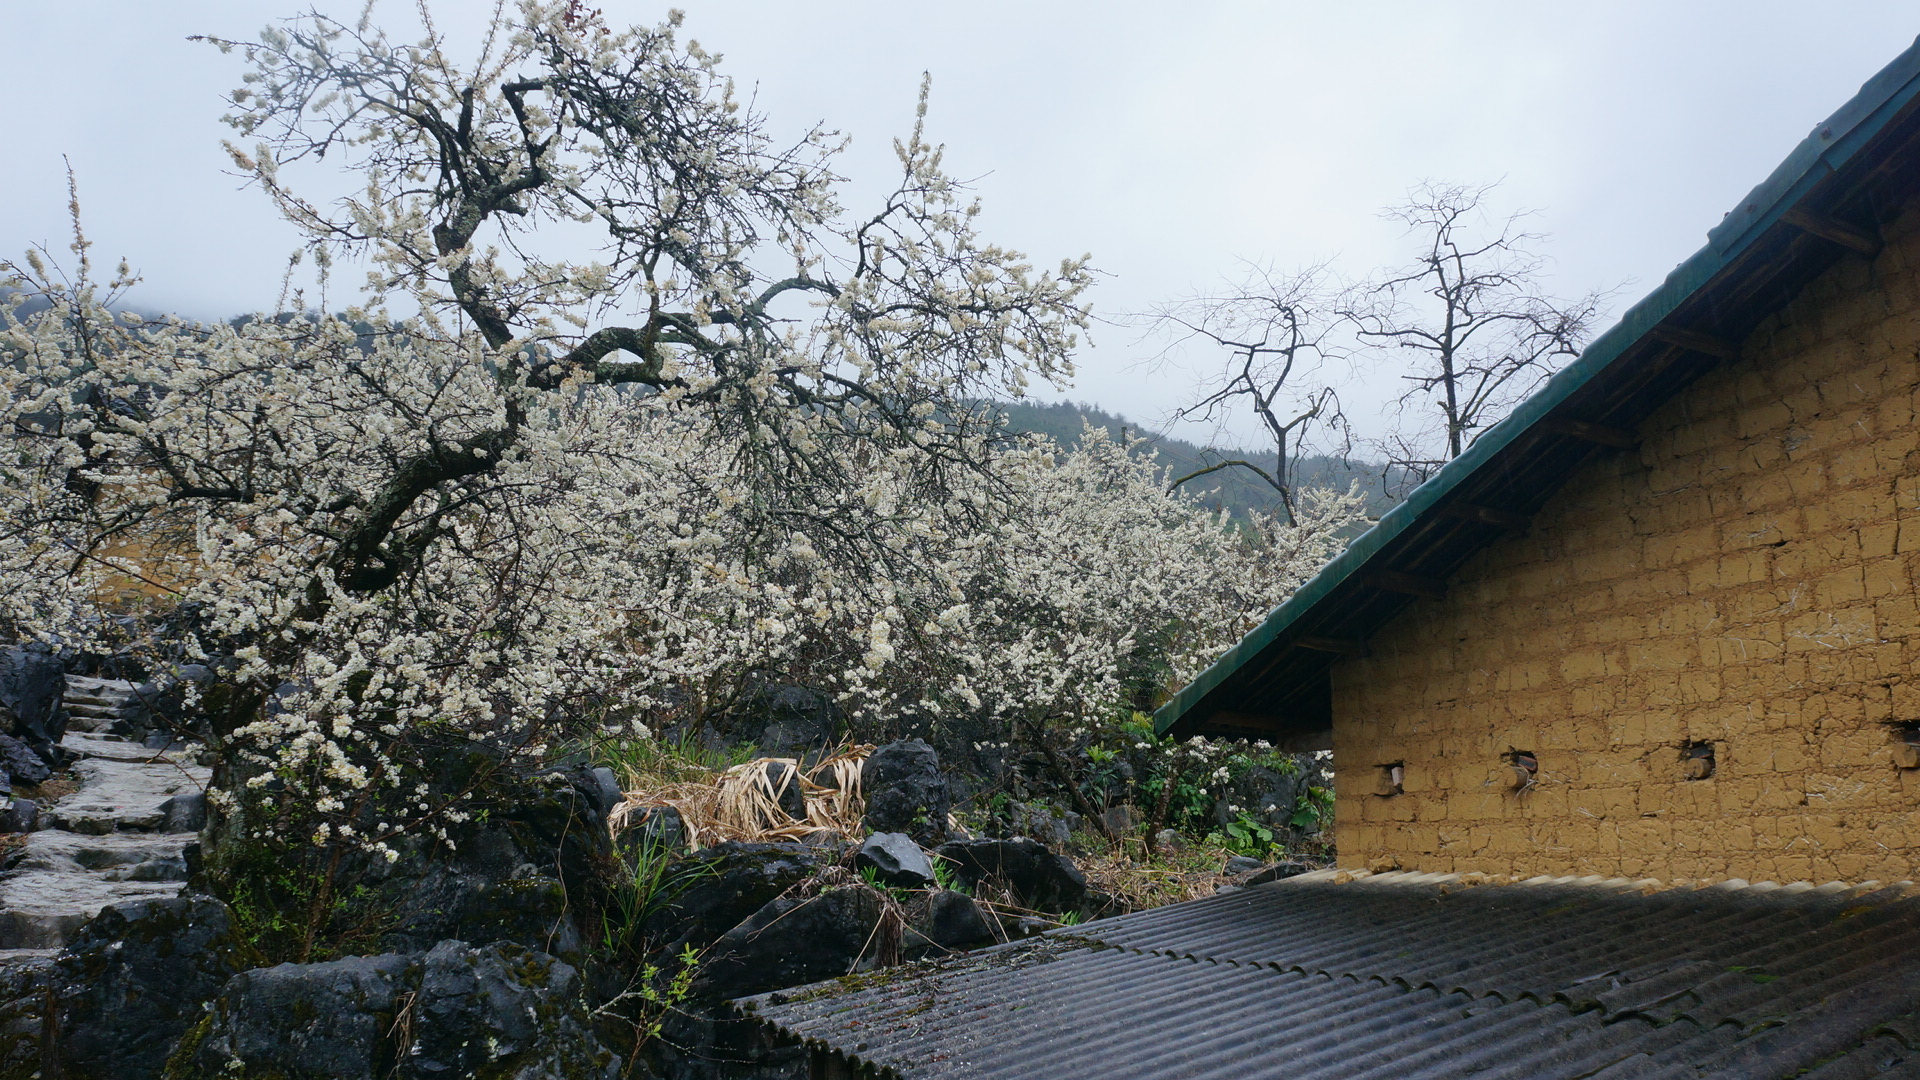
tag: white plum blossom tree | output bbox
[0,1,1362,923]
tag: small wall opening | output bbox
[1506,750,1538,791]
[1373,762,1405,797]
[1892,723,1920,769]
[1682,741,1716,780]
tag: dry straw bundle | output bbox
[609,744,873,849]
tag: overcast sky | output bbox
[7,2,1916,447]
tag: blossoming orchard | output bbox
[0,5,1360,876]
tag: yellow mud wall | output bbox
[1331,210,1920,884]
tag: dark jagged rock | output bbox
[862,739,949,845]
[2,797,38,834]
[159,791,207,833]
[732,682,843,757]
[0,734,48,786]
[906,889,995,956]
[0,951,55,1075]
[615,805,686,860]
[935,836,1088,914]
[853,831,935,889]
[588,765,623,820]
[640,842,819,956]
[374,767,612,965]
[762,760,806,822]
[188,942,616,1080]
[1210,753,1331,832]
[407,941,615,1079]
[0,644,67,766]
[1224,855,1266,875]
[48,896,247,1080]
[694,885,884,1000]
[995,800,1071,848]
[188,952,415,1079]
[138,663,217,741]
[1242,860,1319,885]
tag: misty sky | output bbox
[6,2,1916,449]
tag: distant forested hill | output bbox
[996,399,1401,522]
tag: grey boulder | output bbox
[189,953,415,1080]
[862,738,949,845]
[906,888,996,956]
[49,897,246,1080]
[159,790,207,833]
[640,841,820,955]
[700,885,884,1000]
[190,942,616,1080]
[0,733,49,786]
[1224,855,1267,876]
[854,831,936,889]
[0,645,66,766]
[935,836,1088,914]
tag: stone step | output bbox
[64,703,143,721]
[0,948,57,971]
[64,675,137,691]
[65,689,134,704]
[61,731,195,765]
[65,693,140,709]
[0,732,210,949]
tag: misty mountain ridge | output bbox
[995,399,1399,522]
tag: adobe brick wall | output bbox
[1331,206,1920,884]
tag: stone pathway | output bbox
[61,674,147,735]
[0,724,209,952]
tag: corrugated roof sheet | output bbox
[1152,34,1920,741]
[739,871,1920,1079]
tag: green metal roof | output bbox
[1156,35,1920,739]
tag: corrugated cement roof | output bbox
[1152,34,1920,742]
[738,870,1920,1079]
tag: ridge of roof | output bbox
[1155,34,1920,737]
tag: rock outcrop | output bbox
[46,897,246,1080]
[640,842,821,955]
[187,941,618,1080]
[862,739,949,845]
[935,836,1089,914]
[0,645,67,766]
[694,885,885,1000]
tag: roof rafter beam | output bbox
[1362,568,1448,600]
[1293,635,1369,657]
[1439,502,1531,532]
[1646,324,1738,360]
[1204,710,1289,733]
[1781,206,1882,256]
[1540,416,1639,450]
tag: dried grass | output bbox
[1077,848,1235,911]
[609,744,873,850]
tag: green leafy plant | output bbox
[1215,810,1277,859]
[858,865,923,903]
[601,834,701,961]
[930,855,969,895]
[1289,784,1334,833]
[609,944,703,1053]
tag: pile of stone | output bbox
[0,729,1117,1079]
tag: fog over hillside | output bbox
[997,399,1400,523]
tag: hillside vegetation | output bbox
[997,399,1400,522]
